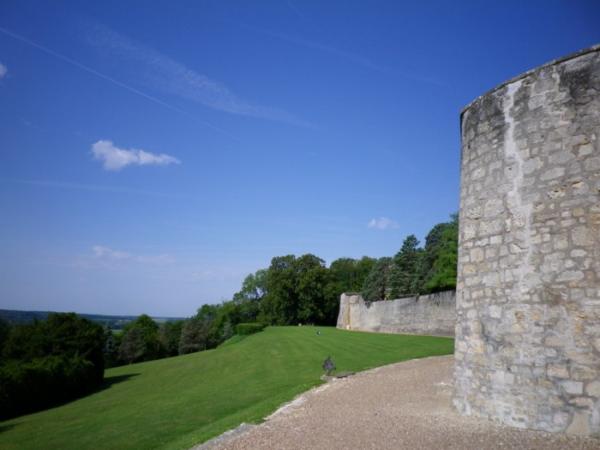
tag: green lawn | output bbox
[0,326,453,450]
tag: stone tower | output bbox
[454,45,600,435]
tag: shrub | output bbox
[0,355,97,420]
[0,313,106,420]
[235,323,266,335]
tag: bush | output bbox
[0,355,97,420]
[0,313,106,420]
[235,323,266,335]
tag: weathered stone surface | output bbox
[336,291,455,336]
[454,45,600,436]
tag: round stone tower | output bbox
[454,45,600,435]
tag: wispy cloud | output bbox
[87,23,310,127]
[93,245,174,265]
[91,140,180,171]
[1,178,179,198]
[248,26,390,73]
[286,0,305,19]
[246,26,444,86]
[0,62,7,79]
[368,217,399,230]
[92,245,130,260]
[0,26,229,136]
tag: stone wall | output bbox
[336,291,456,336]
[454,45,600,435]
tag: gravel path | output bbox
[195,356,599,450]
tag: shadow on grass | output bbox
[0,423,18,434]
[98,373,140,391]
[0,373,140,425]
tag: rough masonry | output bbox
[454,45,600,435]
[336,291,455,336]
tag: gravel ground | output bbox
[194,355,599,450]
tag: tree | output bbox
[417,214,458,293]
[260,255,298,325]
[233,269,267,303]
[117,314,162,364]
[328,256,376,294]
[103,327,121,368]
[390,235,423,298]
[424,217,458,292]
[361,257,394,301]
[118,327,146,364]
[0,318,11,357]
[159,321,184,357]
[2,313,106,384]
[258,254,334,325]
[232,269,266,323]
[295,254,330,324]
[178,316,212,354]
[0,313,106,419]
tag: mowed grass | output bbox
[0,326,453,450]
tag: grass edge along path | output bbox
[0,326,454,450]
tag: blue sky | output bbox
[1,1,599,316]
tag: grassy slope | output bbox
[0,326,453,450]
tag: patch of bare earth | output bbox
[194,356,599,450]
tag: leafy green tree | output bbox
[424,217,458,292]
[178,316,212,354]
[118,314,162,364]
[361,257,394,301]
[328,257,376,294]
[390,235,423,298]
[0,318,11,357]
[3,313,106,383]
[159,321,184,357]
[103,327,121,368]
[325,256,376,320]
[295,254,331,324]
[0,313,106,419]
[259,255,298,325]
[118,327,146,364]
[232,269,266,323]
[258,254,333,325]
[233,269,267,303]
[417,214,458,293]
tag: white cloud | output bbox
[368,217,399,230]
[93,245,174,265]
[91,140,180,171]
[92,245,131,259]
[0,62,7,79]
[87,24,309,126]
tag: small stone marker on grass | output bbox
[322,356,335,376]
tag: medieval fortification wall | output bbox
[336,291,456,336]
[454,45,600,435]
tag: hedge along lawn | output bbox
[0,326,454,450]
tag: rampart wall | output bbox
[336,291,456,336]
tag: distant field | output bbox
[0,326,453,450]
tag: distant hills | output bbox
[0,309,184,330]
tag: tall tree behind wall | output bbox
[361,257,394,301]
[390,235,423,298]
